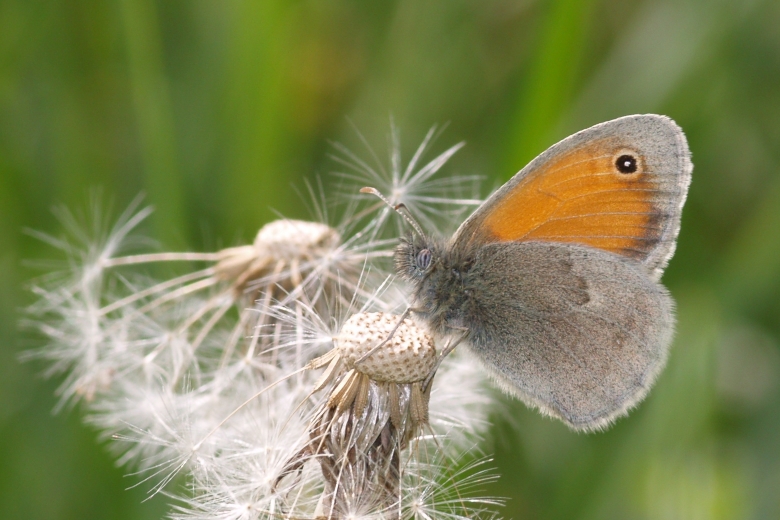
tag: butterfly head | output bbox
[394,233,442,282]
[360,185,442,281]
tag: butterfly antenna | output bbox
[360,187,425,237]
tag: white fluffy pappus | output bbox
[331,122,483,241]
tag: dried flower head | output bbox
[213,219,341,295]
[276,311,496,519]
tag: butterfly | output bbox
[391,114,692,431]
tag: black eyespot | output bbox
[615,154,638,174]
[416,249,432,270]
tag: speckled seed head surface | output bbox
[336,312,437,383]
[253,220,340,260]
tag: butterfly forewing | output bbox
[452,115,692,279]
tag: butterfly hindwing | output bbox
[463,241,674,429]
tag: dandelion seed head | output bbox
[255,220,340,259]
[215,220,341,283]
[337,312,437,384]
[275,310,492,519]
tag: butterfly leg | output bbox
[422,328,469,392]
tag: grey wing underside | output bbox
[452,114,692,281]
[465,241,675,431]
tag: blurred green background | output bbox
[2,0,779,518]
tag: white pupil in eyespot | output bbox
[417,249,432,269]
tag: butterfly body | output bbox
[393,114,692,431]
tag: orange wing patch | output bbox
[482,139,662,259]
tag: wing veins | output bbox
[561,187,672,204]
[538,211,661,224]
[536,152,614,177]
[500,303,622,411]
[531,234,659,241]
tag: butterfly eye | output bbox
[615,154,638,174]
[416,249,432,270]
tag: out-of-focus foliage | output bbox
[1,0,779,518]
